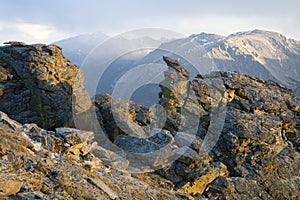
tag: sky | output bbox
[1,0,300,44]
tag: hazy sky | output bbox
[1,0,299,44]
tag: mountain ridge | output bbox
[52,29,300,99]
[140,29,300,99]
[53,32,109,66]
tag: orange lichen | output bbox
[178,167,227,195]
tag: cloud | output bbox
[173,16,246,36]
[175,15,298,39]
[15,23,55,41]
[0,0,299,43]
[0,21,72,44]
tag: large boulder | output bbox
[0,42,91,129]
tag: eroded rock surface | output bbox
[160,58,299,199]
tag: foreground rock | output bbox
[0,111,186,199]
[0,42,91,129]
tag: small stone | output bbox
[0,180,23,198]
[87,178,119,200]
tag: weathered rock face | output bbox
[204,72,300,199]
[160,58,300,199]
[0,42,91,129]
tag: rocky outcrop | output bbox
[204,72,300,199]
[158,57,299,199]
[159,56,192,132]
[94,56,299,199]
[0,42,91,129]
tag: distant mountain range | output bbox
[55,32,178,99]
[54,32,109,66]
[54,29,300,102]
[140,29,300,99]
